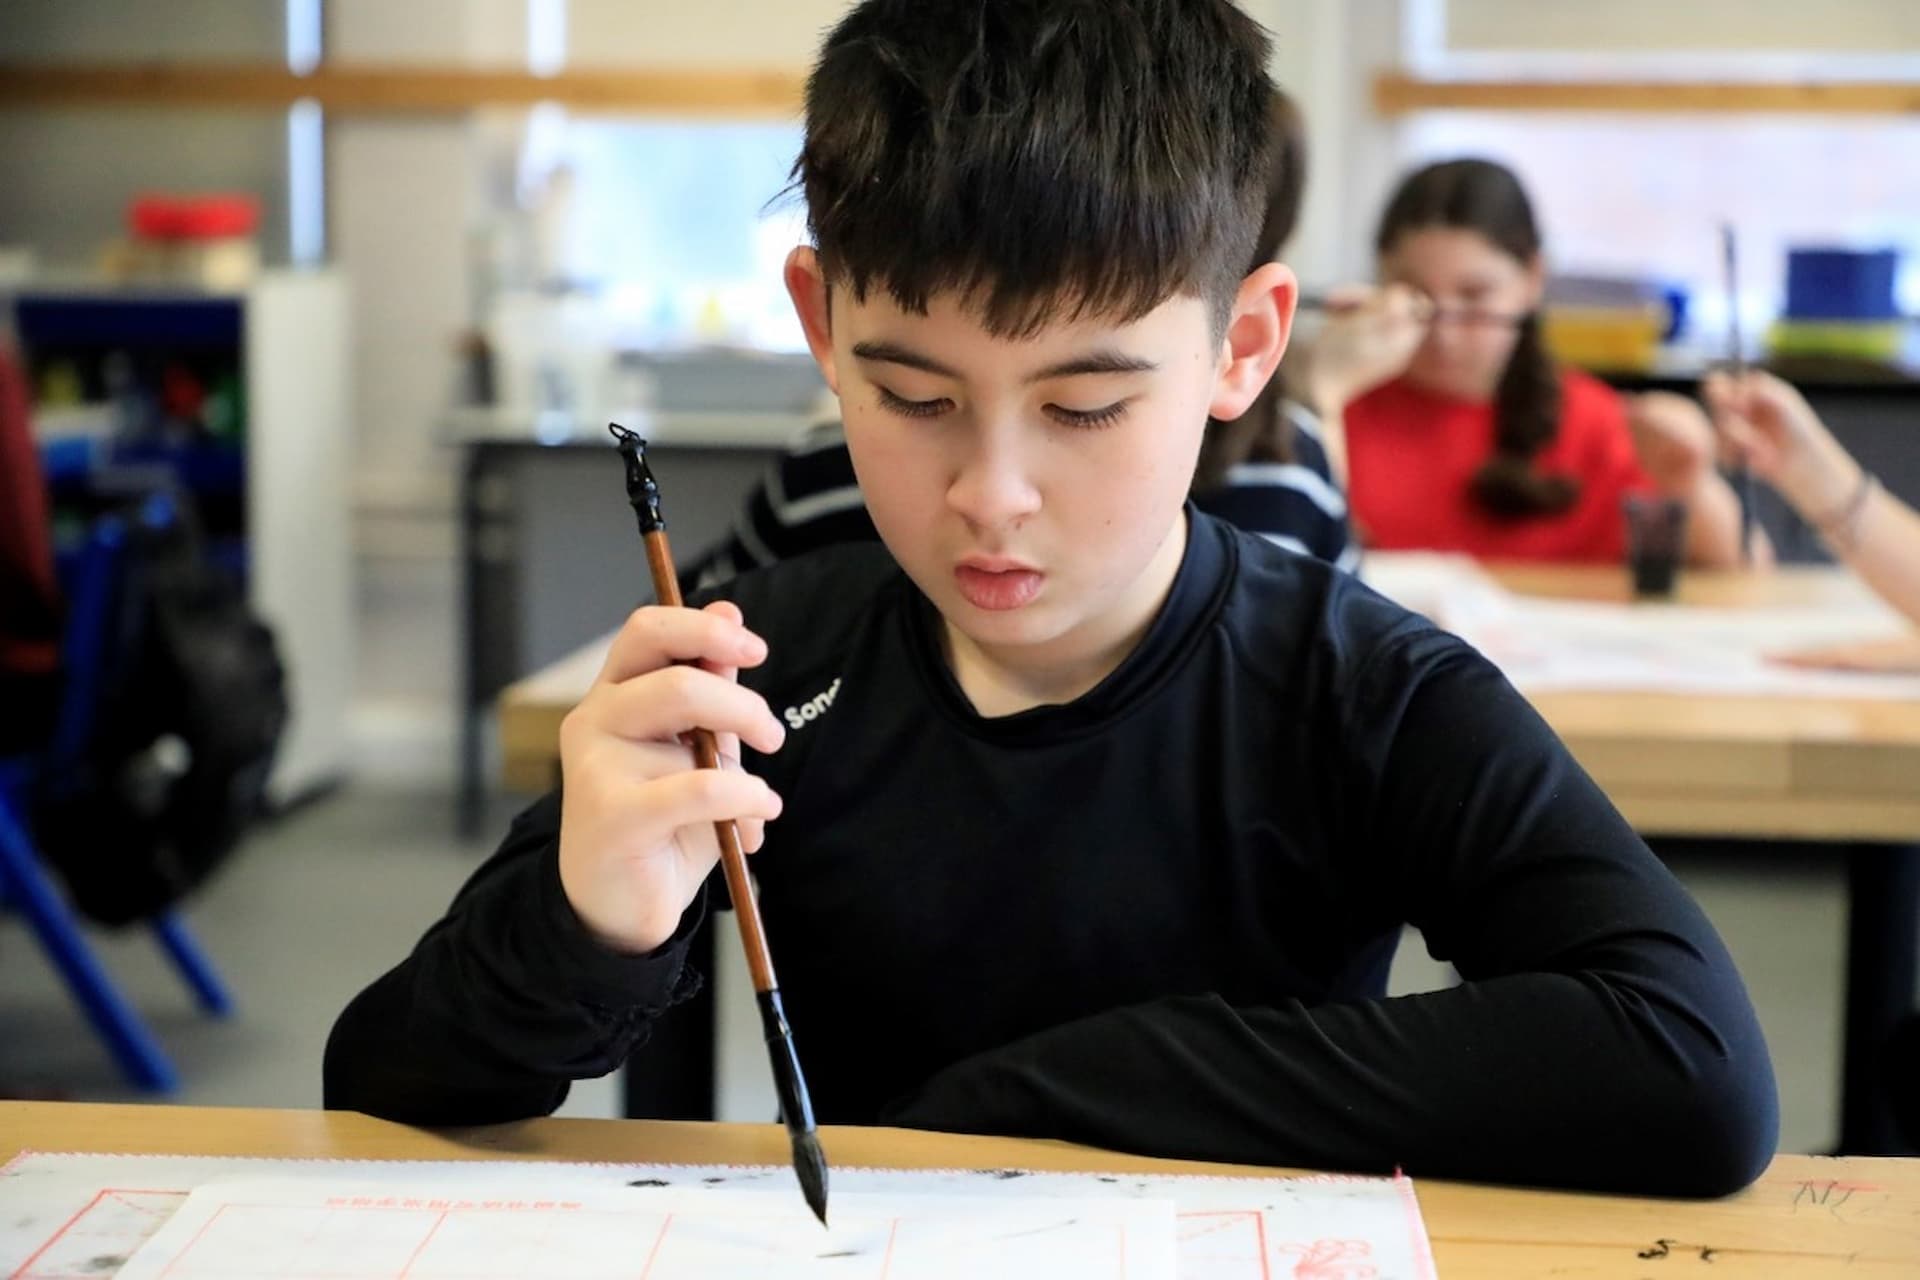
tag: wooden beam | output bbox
[9,64,1918,120]
[1374,71,1920,117]
[0,63,808,117]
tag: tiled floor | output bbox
[0,784,1882,1155]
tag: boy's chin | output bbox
[934,587,1079,651]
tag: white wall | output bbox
[327,0,527,515]
[326,1,530,753]
[1443,0,1920,53]
[2,0,283,61]
[1257,0,1411,287]
[0,1,289,264]
[566,0,854,67]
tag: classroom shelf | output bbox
[13,273,354,806]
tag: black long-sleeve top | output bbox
[326,510,1777,1196]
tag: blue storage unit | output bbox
[1784,248,1901,321]
[15,290,251,585]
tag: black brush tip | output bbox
[759,989,829,1225]
[791,1125,830,1227]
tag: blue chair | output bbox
[0,494,234,1093]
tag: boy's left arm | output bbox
[885,628,1778,1197]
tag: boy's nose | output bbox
[946,429,1042,531]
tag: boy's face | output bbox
[785,248,1291,664]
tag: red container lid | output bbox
[129,193,261,241]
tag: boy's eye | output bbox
[1047,401,1129,430]
[877,387,951,419]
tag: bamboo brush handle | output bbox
[642,529,779,995]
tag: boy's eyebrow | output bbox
[851,340,1158,383]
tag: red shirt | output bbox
[1344,369,1653,563]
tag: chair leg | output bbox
[152,912,234,1016]
[0,802,178,1093]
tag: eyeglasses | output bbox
[1419,300,1531,332]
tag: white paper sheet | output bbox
[1451,597,1920,698]
[1363,552,1920,699]
[110,1178,1174,1279]
[0,1152,1437,1280]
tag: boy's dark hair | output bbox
[1376,158,1575,520]
[795,0,1277,339]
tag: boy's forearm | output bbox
[323,962,575,1124]
[324,797,705,1124]
[884,966,1775,1196]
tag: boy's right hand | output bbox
[556,600,787,955]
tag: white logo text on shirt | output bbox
[783,677,843,730]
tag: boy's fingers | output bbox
[636,769,784,835]
[703,599,744,627]
[598,605,768,687]
[588,665,786,755]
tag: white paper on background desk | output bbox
[1447,596,1920,698]
[0,1152,1437,1279]
[1363,552,1920,699]
[112,1179,1175,1279]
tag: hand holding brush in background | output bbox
[1704,368,1920,672]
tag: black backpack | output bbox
[36,503,287,927]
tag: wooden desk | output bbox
[6,1102,1919,1277]
[1484,564,1920,843]
[493,562,1920,1153]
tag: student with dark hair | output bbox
[684,89,1360,592]
[1335,158,1759,566]
[329,1,1776,1196]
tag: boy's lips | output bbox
[953,557,1044,611]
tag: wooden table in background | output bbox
[1488,565,1920,842]
[494,563,1920,1154]
[5,1102,1920,1277]
[500,565,1920,837]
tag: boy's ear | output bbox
[1209,261,1297,421]
[784,246,841,396]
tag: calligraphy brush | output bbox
[607,421,830,1228]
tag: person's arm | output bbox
[1706,369,1920,627]
[327,600,788,1125]
[322,792,706,1124]
[1676,461,1770,570]
[1193,403,1358,571]
[1291,285,1429,487]
[1280,406,1361,572]
[679,423,872,594]
[1624,391,1774,570]
[883,620,1776,1197]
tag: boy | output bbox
[328,0,1776,1196]
[678,91,1360,595]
